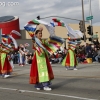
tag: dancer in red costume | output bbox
[0,30,21,78]
[30,30,54,91]
[0,43,13,78]
[24,19,65,90]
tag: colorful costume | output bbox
[0,42,14,78]
[49,18,82,70]
[30,40,54,85]
[24,18,65,90]
[62,41,78,70]
[0,51,12,77]
[18,46,25,66]
[0,30,21,78]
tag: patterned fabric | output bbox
[42,37,65,55]
[24,24,37,37]
[0,30,19,76]
[36,51,49,82]
[24,19,65,55]
[28,19,40,25]
[62,49,78,67]
[0,53,12,74]
[0,44,12,54]
[1,53,6,69]
[30,40,54,84]
[50,18,65,27]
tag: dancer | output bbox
[24,18,65,91]
[62,41,79,70]
[0,30,20,78]
[30,30,54,91]
[18,44,25,66]
[0,42,14,78]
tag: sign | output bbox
[86,16,93,20]
[92,34,98,39]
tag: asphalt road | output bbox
[0,63,100,100]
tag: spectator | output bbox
[13,52,19,64]
[85,43,92,54]
[95,48,100,62]
[92,48,98,62]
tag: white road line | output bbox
[0,87,97,100]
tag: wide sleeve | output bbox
[42,37,65,55]
[32,41,44,56]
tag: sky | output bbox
[0,0,100,29]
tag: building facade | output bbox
[17,24,100,52]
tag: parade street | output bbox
[0,63,100,100]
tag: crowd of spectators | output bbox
[8,43,33,65]
[76,39,100,63]
[9,39,100,65]
[49,39,100,64]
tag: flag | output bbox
[24,24,37,37]
[24,19,41,37]
[50,18,65,27]
[51,18,83,39]
[74,30,83,38]
[45,25,55,36]
[66,24,79,38]
[30,19,56,36]
[28,19,40,25]
[36,19,56,36]
[66,24,83,39]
